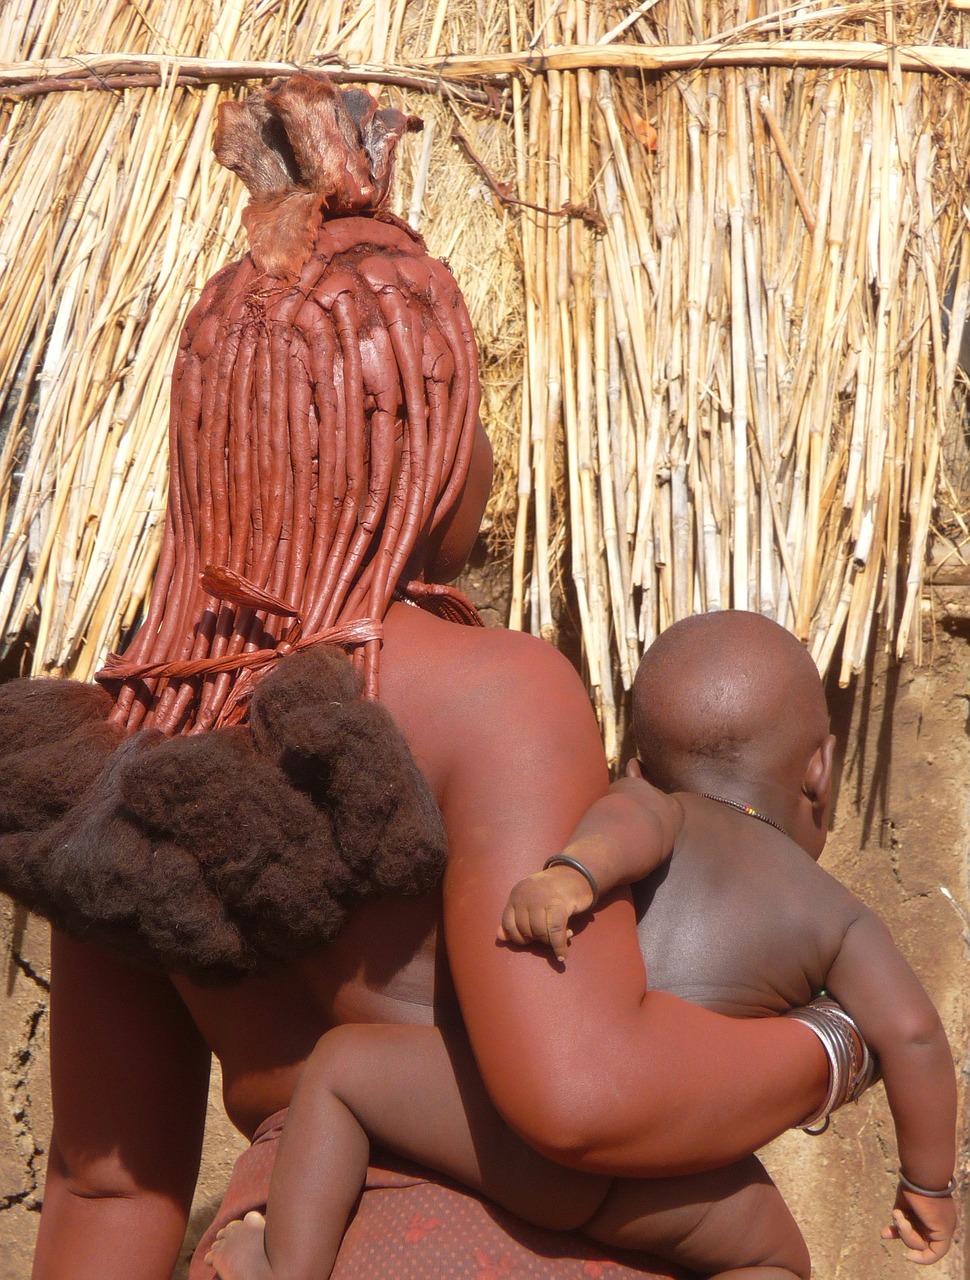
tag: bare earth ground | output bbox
[0,615,966,1279]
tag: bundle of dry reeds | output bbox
[2,0,969,762]
[488,0,970,757]
[0,0,523,683]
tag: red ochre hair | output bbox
[98,74,481,733]
[0,77,481,980]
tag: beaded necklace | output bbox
[702,793,790,838]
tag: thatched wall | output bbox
[3,0,970,759]
[0,3,968,1274]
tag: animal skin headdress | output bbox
[0,77,483,981]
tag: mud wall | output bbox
[763,620,970,1279]
[0,621,967,1279]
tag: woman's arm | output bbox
[442,635,828,1178]
[32,930,211,1280]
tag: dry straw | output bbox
[1,0,969,762]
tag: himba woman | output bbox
[0,76,851,1279]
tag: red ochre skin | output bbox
[29,76,830,1280]
[203,614,955,1280]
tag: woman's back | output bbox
[174,601,590,1135]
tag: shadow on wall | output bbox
[943,275,970,384]
[826,641,902,852]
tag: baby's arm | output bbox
[500,771,684,961]
[824,907,957,1265]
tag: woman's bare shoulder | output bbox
[381,611,605,808]
[385,612,594,738]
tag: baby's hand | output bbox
[499,866,596,962]
[881,1184,956,1265]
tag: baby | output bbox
[208,610,957,1280]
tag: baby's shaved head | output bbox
[633,611,829,793]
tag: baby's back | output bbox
[634,793,863,1018]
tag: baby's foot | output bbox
[205,1211,273,1280]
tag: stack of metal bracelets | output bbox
[784,994,879,1134]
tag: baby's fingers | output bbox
[499,899,531,946]
[497,894,574,961]
[500,897,558,949]
[542,907,574,962]
[891,1208,928,1251]
[887,1208,947,1264]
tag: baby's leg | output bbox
[206,1024,377,1280]
[585,1154,810,1279]
[208,1022,611,1280]
[281,1021,612,1230]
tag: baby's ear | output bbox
[803,732,836,813]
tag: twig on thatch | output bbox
[759,93,817,233]
[418,40,970,79]
[0,57,503,108]
[450,126,605,231]
[9,40,970,102]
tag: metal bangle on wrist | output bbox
[542,855,600,908]
[898,1171,957,1198]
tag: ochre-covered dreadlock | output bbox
[0,76,483,981]
[98,75,481,732]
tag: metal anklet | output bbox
[542,855,600,908]
[898,1171,957,1198]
